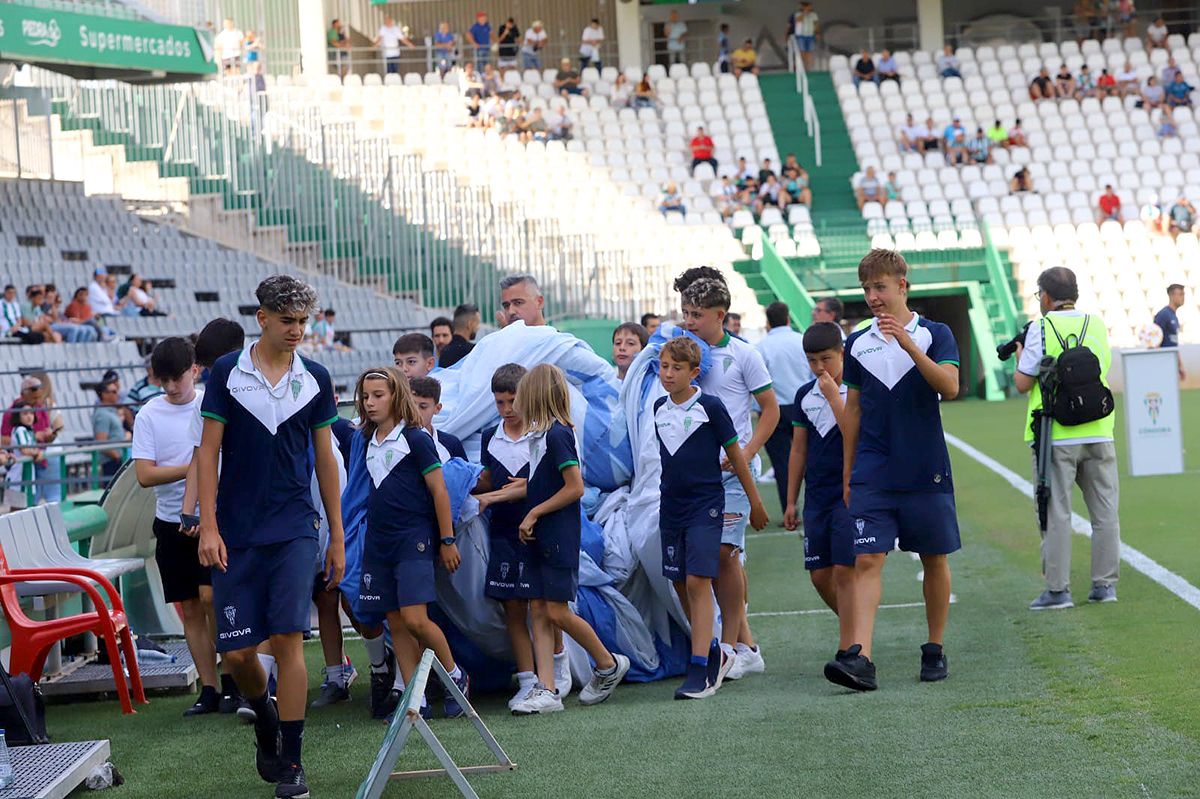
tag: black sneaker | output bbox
[184,685,219,717]
[919,642,948,682]
[823,644,877,691]
[274,763,310,799]
[236,697,257,724]
[369,670,393,719]
[255,728,281,784]
[380,688,402,720]
[310,680,351,708]
[218,675,241,714]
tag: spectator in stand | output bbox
[884,171,901,204]
[496,18,521,73]
[788,2,820,71]
[948,130,969,165]
[127,355,164,411]
[0,285,21,338]
[1075,65,1097,99]
[554,58,587,97]
[93,378,130,481]
[986,119,1008,147]
[1160,57,1180,86]
[1098,184,1123,223]
[1096,68,1118,97]
[430,316,453,357]
[937,44,962,78]
[433,21,457,76]
[19,286,62,343]
[122,274,165,316]
[460,61,485,97]
[918,116,941,151]
[717,23,731,75]
[735,156,755,183]
[855,166,884,209]
[374,16,414,74]
[1054,64,1076,97]
[1158,107,1178,138]
[1145,15,1168,51]
[783,165,813,206]
[1073,0,1102,41]
[660,182,687,217]
[732,39,759,76]
[640,313,661,337]
[1166,73,1194,108]
[1010,166,1034,193]
[1007,118,1028,147]
[898,113,924,152]
[611,322,648,381]
[466,12,492,68]
[632,75,657,109]
[967,126,993,164]
[546,104,573,140]
[521,20,547,70]
[326,19,349,78]
[214,18,245,76]
[6,402,45,494]
[1115,61,1140,96]
[1141,75,1165,109]
[1,377,62,506]
[756,174,790,216]
[42,285,96,343]
[716,176,740,218]
[243,31,261,72]
[1154,284,1186,382]
[1168,197,1196,235]
[1030,67,1056,100]
[611,73,633,107]
[877,49,900,85]
[580,18,605,70]
[852,49,876,86]
[690,126,717,175]
[758,157,777,183]
[310,307,344,351]
[664,10,688,64]
[480,62,501,95]
[517,108,549,142]
[438,303,480,368]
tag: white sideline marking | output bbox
[749,599,955,618]
[945,431,1200,612]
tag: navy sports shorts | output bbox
[358,557,437,613]
[802,501,857,571]
[515,545,576,602]
[485,533,531,601]
[848,486,961,556]
[213,537,318,653]
[660,517,723,581]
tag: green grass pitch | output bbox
[46,391,1200,798]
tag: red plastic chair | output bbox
[0,545,148,714]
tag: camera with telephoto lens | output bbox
[996,321,1033,361]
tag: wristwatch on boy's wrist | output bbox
[440,536,457,546]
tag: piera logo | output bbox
[21,18,61,47]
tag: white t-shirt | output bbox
[666,21,688,52]
[214,28,244,61]
[522,28,547,53]
[1116,68,1138,83]
[1147,22,1167,43]
[88,280,115,315]
[697,332,774,447]
[377,24,405,58]
[581,24,604,59]
[131,391,203,522]
[900,123,924,141]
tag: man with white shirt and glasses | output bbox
[757,302,813,512]
[1014,267,1119,611]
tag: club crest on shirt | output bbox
[683,416,694,432]
[722,355,733,371]
[291,379,303,400]
[385,450,395,466]
[224,605,236,626]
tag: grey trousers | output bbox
[1034,441,1121,592]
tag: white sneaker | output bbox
[579,653,630,706]
[507,681,536,711]
[736,645,765,677]
[511,684,563,715]
[723,645,746,681]
[553,653,573,698]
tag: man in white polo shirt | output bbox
[756,301,813,512]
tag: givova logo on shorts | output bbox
[219,604,253,640]
[854,518,876,545]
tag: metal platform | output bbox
[0,740,110,799]
[40,640,197,697]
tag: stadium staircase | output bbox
[741,72,1018,399]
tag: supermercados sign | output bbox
[0,4,214,74]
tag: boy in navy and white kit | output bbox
[826,250,961,692]
[782,322,857,665]
[655,337,767,699]
[676,268,778,678]
[196,276,344,799]
[408,376,468,462]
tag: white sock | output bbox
[324,665,344,687]
[392,661,405,692]
[553,650,567,664]
[363,636,389,673]
[257,654,276,683]
[720,643,737,659]
[448,665,462,680]
[516,670,536,688]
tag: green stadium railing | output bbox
[757,238,816,323]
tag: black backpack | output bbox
[0,670,49,746]
[1041,315,1115,426]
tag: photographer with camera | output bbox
[1013,267,1119,611]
